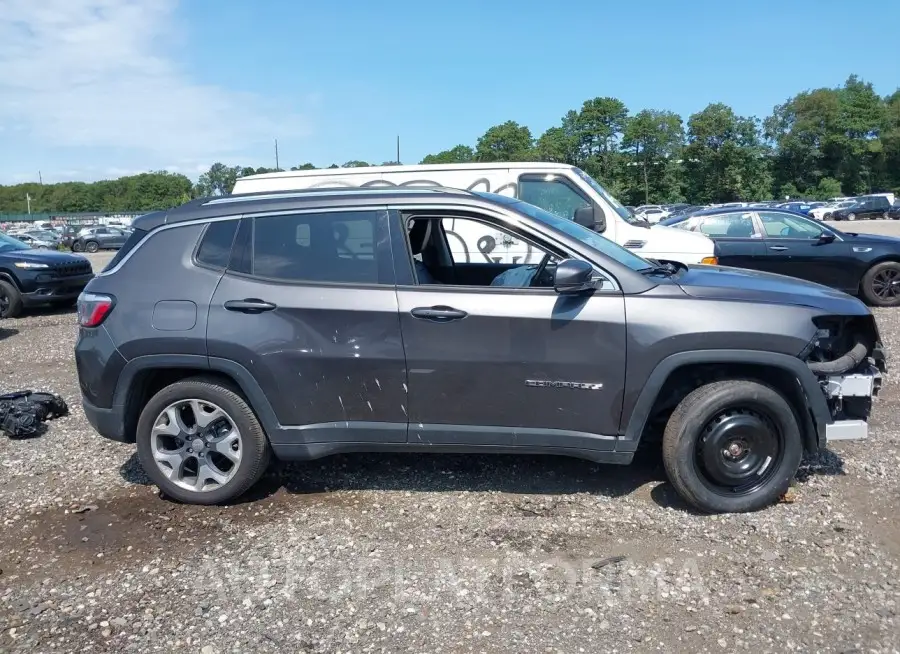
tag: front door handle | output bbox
[410,306,468,322]
[769,246,789,251]
[224,298,277,314]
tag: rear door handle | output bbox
[769,246,789,251]
[224,298,277,314]
[410,306,468,322]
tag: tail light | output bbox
[77,292,115,327]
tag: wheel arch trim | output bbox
[113,354,284,441]
[620,349,830,453]
[0,271,22,291]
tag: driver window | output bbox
[518,176,591,222]
[759,212,823,239]
[406,215,561,289]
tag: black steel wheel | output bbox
[694,408,783,497]
[662,380,802,514]
[861,261,900,307]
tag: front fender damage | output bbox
[801,316,887,443]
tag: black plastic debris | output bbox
[0,390,69,439]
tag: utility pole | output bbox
[26,193,32,214]
[38,171,43,186]
[274,138,280,170]
[396,135,400,164]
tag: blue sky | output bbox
[1,0,898,184]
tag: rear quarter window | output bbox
[101,228,149,272]
[195,220,239,270]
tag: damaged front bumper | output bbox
[820,342,887,442]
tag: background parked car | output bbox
[776,201,824,215]
[829,195,892,221]
[663,206,900,306]
[0,232,94,318]
[887,202,900,220]
[14,231,60,249]
[810,200,855,221]
[634,205,670,223]
[71,226,128,252]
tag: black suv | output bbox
[75,188,886,513]
[830,196,892,221]
[0,232,94,318]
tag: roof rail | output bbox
[200,185,474,206]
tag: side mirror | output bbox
[553,259,595,295]
[574,206,606,234]
[817,232,836,245]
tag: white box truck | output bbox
[231,162,717,266]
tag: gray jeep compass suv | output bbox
[75,188,886,513]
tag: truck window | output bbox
[517,174,590,222]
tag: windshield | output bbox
[475,192,652,272]
[0,233,31,252]
[570,167,642,225]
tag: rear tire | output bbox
[135,377,272,505]
[662,380,802,514]
[0,280,23,319]
[861,261,900,307]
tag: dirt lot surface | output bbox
[0,248,899,653]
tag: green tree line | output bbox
[2,74,897,214]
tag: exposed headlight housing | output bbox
[13,262,49,270]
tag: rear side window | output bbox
[251,211,380,284]
[195,219,239,270]
[102,228,148,272]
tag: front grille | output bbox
[52,261,93,277]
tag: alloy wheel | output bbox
[0,292,9,318]
[871,268,900,300]
[150,399,242,492]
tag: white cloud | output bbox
[0,0,311,161]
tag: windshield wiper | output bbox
[639,259,685,277]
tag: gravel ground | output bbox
[0,250,899,653]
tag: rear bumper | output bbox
[82,396,130,443]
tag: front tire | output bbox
[136,378,271,505]
[861,261,900,307]
[662,380,802,514]
[72,241,84,252]
[84,241,100,253]
[0,280,23,319]
[847,213,856,221]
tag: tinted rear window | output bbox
[102,228,148,272]
[195,219,239,270]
